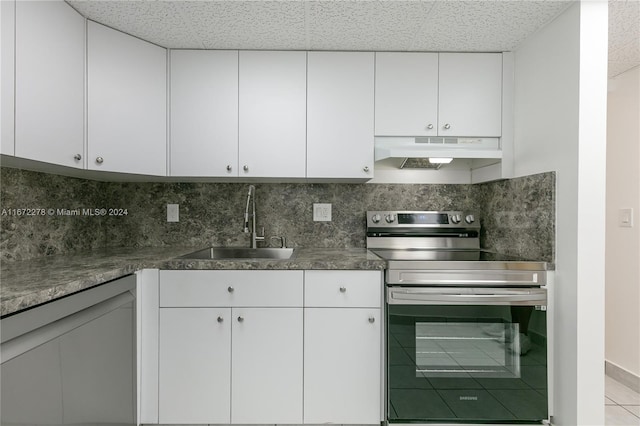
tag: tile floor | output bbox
[605,375,640,425]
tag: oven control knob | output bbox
[465,214,475,224]
[371,214,382,223]
[385,214,396,223]
[450,214,462,224]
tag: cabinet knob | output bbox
[74,154,82,161]
[427,124,434,130]
[96,157,104,164]
[217,316,224,323]
[369,317,375,323]
[226,165,232,172]
[339,286,347,293]
[443,124,451,130]
[237,316,244,322]
[228,286,234,293]
[243,165,249,172]
[363,166,370,173]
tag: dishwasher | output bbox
[1,274,136,426]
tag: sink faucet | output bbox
[243,185,264,248]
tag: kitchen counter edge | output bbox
[0,247,386,317]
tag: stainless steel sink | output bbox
[179,247,295,260]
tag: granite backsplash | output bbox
[0,167,555,263]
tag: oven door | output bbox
[387,287,548,424]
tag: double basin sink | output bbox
[179,247,295,260]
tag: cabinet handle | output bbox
[226,165,232,172]
[243,165,249,172]
[237,316,244,322]
[363,166,370,173]
[96,157,104,164]
[339,286,347,293]
[369,317,375,323]
[427,124,434,130]
[217,316,224,323]
[443,124,451,130]
[228,286,234,293]
[74,154,82,161]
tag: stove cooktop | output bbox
[368,249,528,262]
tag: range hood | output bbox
[374,137,502,162]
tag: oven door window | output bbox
[387,304,548,423]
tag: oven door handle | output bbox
[387,287,547,306]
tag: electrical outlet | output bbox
[167,204,179,222]
[313,203,332,222]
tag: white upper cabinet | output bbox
[375,52,439,137]
[307,52,375,179]
[374,52,503,138]
[438,53,503,137]
[170,50,238,177]
[87,21,167,176]
[239,51,306,178]
[1,0,15,156]
[14,1,84,167]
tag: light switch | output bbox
[167,204,179,222]
[618,208,634,228]
[313,203,332,222]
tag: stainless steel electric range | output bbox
[367,211,550,425]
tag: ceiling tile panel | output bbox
[609,0,639,51]
[68,0,199,48]
[66,0,640,76]
[411,1,572,52]
[177,1,307,50]
[306,0,434,51]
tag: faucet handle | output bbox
[270,235,287,248]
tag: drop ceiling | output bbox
[68,0,639,78]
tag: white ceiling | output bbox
[67,0,639,78]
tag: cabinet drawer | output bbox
[304,271,382,308]
[159,270,303,307]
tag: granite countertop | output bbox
[0,246,386,317]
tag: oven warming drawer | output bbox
[386,269,545,287]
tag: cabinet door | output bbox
[15,0,84,167]
[159,308,231,424]
[239,51,306,178]
[375,52,439,136]
[232,307,303,423]
[438,53,503,137]
[307,52,374,179]
[304,308,382,424]
[87,21,166,175]
[1,0,15,156]
[170,50,238,177]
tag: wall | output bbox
[605,65,640,385]
[0,167,555,264]
[512,1,608,424]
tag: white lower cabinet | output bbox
[231,307,303,424]
[154,269,381,425]
[304,308,381,424]
[158,308,231,424]
[157,270,303,424]
[304,270,383,424]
